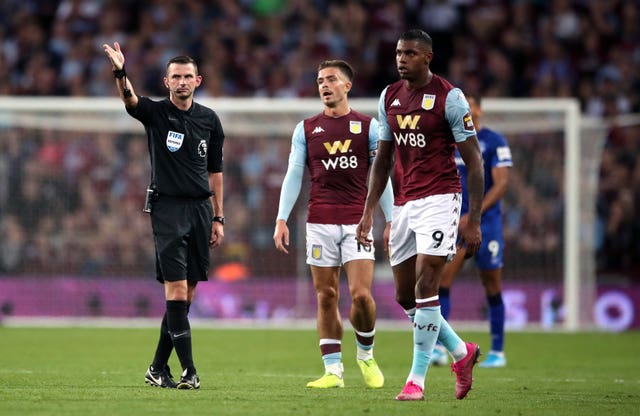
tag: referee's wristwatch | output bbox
[213,216,225,225]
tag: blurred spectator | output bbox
[596,117,640,279]
[0,0,635,108]
[0,215,26,272]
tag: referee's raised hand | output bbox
[103,42,125,70]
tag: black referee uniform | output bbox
[127,96,224,283]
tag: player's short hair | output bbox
[166,56,199,75]
[399,29,433,48]
[317,60,354,82]
[466,93,483,107]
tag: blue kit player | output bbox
[434,94,512,368]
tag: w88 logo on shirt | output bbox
[394,132,427,148]
[394,115,426,148]
[322,155,358,170]
[321,139,359,170]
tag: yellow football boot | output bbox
[357,358,384,388]
[306,373,344,388]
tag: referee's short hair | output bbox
[166,56,199,75]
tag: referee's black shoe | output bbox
[145,365,177,388]
[177,369,200,390]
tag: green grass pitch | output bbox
[0,326,638,415]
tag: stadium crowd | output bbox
[0,0,639,281]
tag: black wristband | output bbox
[213,216,225,225]
[113,67,126,79]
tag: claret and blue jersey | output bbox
[277,109,393,225]
[378,75,476,206]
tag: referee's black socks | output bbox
[166,300,196,374]
[151,311,173,371]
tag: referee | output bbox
[103,42,225,390]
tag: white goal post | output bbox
[483,98,584,330]
[0,96,600,330]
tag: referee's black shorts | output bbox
[150,195,213,283]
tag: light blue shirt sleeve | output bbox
[368,116,394,223]
[445,88,476,143]
[276,121,306,221]
[377,87,393,141]
[368,117,380,153]
[378,180,394,222]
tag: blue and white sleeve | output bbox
[445,88,476,143]
[492,131,513,169]
[276,121,306,222]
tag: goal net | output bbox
[0,97,606,329]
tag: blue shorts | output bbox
[473,222,504,271]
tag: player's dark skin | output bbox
[357,38,483,304]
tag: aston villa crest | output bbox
[312,244,322,259]
[421,94,436,110]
